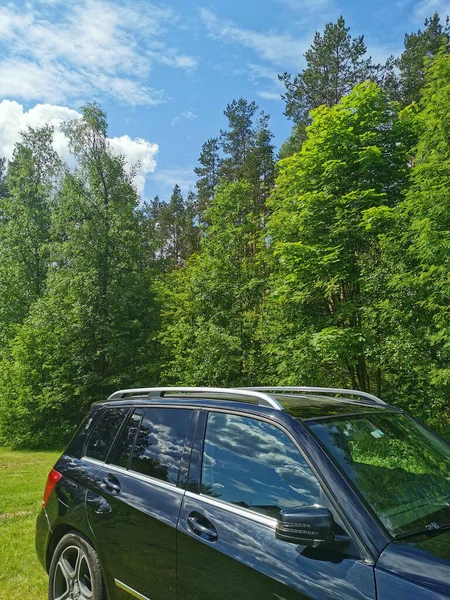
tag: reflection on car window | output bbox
[85,408,129,462]
[308,413,450,535]
[108,409,143,469]
[130,408,191,485]
[201,413,320,519]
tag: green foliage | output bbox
[396,13,450,106]
[370,53,450,423]
[3,16,450,447]
[0,104,158,448]
[262,82,415,392]
[0,126,62,349]
[194,137,220,222]
[158,181,266,386]
[279,17,382,128]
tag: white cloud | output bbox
[0,1,197,106]
[0,101,158,196]
[171,109,197,127]
[199,8,308,68]
[109,135,158,195]
[414,0,450,18]
[149,167,196,194]
[276,0,331,11]
[257,91,282,101]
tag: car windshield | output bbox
[307,412,450,537]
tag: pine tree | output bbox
[159,184,187,267]
[396,12,450,106]
[279,16,383,155]
[242,113,275,210]
[194,138,220,222]
[219,98,258,181]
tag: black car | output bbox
[36,386,450,600]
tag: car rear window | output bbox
[85,407,129,462]
[130,408,191,485]
[108,408,144,469]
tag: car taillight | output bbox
[42,469,62,508]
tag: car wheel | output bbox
[48,531,105,600]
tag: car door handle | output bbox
[101,473,121,494]
[187,513,218,542]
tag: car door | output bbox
[176,410,376,600]
[85,405,197,600]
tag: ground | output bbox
[0,447,60,600]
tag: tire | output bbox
[48,531,106,600]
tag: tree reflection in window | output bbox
[130,408,191,485]
[201,413,321,519]
[308,413,450,535]
[85,408,129,462]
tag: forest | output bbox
[0,14,449,448]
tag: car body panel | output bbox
[85,461,182,600]
[177,491,377,600]
[376,533,450,598]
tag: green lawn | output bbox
[0,447,61,600]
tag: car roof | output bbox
[97,387,400,421]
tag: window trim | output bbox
[90,458,185,494]
[191,490,277,529]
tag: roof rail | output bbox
[240,387,386,406]
[107,387,283,410]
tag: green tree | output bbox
[0,104,158,447]
[159,181,266,385]
[279,16,382,156]
[139,195,165,268]
[374,53,450,427]
[242,113,275,210]
[396,13,450,106]
[0,126,62,349]
[158,184,199,268]
[194,137,220,222]
[262,82,415,392]
[0,157,8,199]
[219,98,258,181]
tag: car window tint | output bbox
[201,413,321,519]
[85,408,129,462]
[65,406,102,459]
[108,409,143,469]
[130,408,191,485]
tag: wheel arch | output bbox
[46,525,113,599]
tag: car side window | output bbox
[108,409,144,469]
[85,407,129,462]
[130,408,191,485]
[201,412,321,519]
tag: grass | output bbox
[0,447,61,600]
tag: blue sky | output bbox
[0,0,447,201]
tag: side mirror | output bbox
[276,505,335,547]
